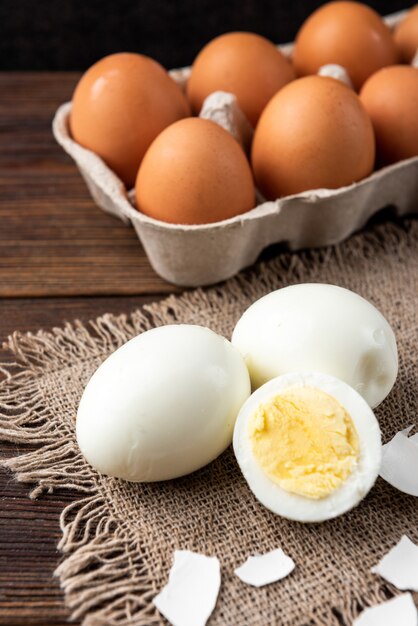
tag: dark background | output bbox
[0,0,410,71]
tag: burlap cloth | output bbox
[1,218,417,626]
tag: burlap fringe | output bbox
[0,219,414,626]
[0,314,166,624]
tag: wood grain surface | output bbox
[0,72,173,625]
[0,72,180,297]
[0,298,160,626]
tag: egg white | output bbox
[233,372,382,522]
[231,283,398,408]
[77,324,251,482]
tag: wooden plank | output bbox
[0,446,73,626]
[0,70,180,624]
[0,294,165,625]
[0,72,180,297]
[0,295,160,341]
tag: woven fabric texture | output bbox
[1,219,417,626]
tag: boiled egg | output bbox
[233,372,382,522]
[232,284,398,408]
[77,325,250,481]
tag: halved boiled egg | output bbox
[233,372,382,522]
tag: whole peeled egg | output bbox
[292,1,399,91]
[233,372,382,522]
[251,75,375,199]
[394,5,418,63]
[186,32,295,127]
[135,118,255,224]
[70,53,190,188]
[232,284,398,408]
[360,66,418,165]
[76,325,251,482]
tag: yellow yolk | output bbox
[249,386,360,499]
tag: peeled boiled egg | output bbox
[233,372,382,522]
[394,5,418,63]
[251,76,375,199]
[232,284,398,408]
[76,325,251,481]
[70,53,190,188]
[187,32,295,127]
[135,118,255,224]
[292,1,399,91]
[360,66,418,166]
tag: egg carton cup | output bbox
[52,9,417,287]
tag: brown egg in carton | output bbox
[53,9,418,287]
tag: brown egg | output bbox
[135,118,255,224]
[70,53,190,188]
[187,32,295,127]
[360,65,418,165]
[394,5,418,63]
[293,1,399,91]
[251,76,375,199]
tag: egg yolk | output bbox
[249,386,360,499]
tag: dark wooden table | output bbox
[0,73,183,625]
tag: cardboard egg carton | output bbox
[52,9,418,287]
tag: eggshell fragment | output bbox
[379,426,418,496]
[234,548,295,587]
[353,593,417,626]
[153,550,221,626]
[372,535,418,592]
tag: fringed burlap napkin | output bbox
[1,219,417,626]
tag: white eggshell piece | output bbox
[380,426,418,496]
[233,372,382,523]
[372,535,418,592]
[232,283,398,408]
[234,548,295,587]
[353,593,417,626]
[153,550,221,626]
[76,324,250,482]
